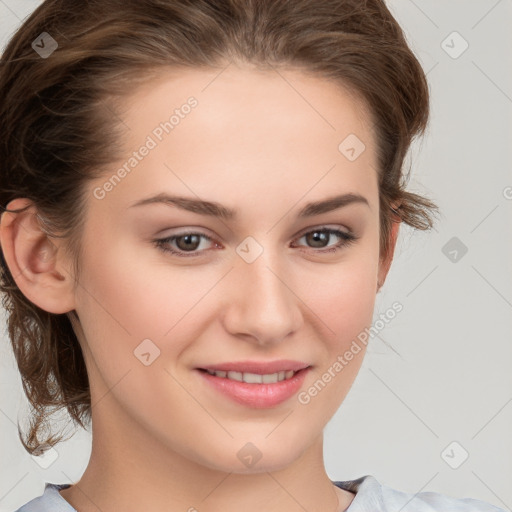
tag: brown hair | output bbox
[0,0,438,455]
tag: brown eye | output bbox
[152,226,358,259]
[175,234,202,251]
[294,228,357,253]
[153,232,216,257]
[305,230,330,248]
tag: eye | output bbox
[153,232,218,257]
[152,226,358,258]
[292,227,358,254]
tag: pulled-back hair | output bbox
[0,0,438,455]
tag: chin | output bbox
[178,434,306,475]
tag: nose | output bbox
[221,250,303,346]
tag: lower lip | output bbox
[197,368,310,408]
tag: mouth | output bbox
[198,368,299,383]
[195,361,312,408]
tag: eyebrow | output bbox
[128,192,369,220]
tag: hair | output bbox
[0,0,438,455]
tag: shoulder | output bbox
[333,475,506,512]
[13,483,75,512]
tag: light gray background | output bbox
[1,1,511,510]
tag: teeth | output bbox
[205,369,297,383]
[242,372,263,384]
[263,373,277,383]
[227,371,243,381]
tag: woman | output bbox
[0,0,505,511]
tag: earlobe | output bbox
[0,198,76,314]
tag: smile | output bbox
[204,369,297,383]
[197,366,311,408]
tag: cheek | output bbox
[77,231,203,336]
[294,254,378,429]
[301,234,380,341]
[331,265,378,337]
[74,235,222,389]
[306,269,377,397]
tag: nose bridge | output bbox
[244,249,287,306]
[224,242,302,343]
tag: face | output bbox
[67,64,393,473]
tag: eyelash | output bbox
[152,227,358,258]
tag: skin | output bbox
[0,63,399,512]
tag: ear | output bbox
[376,205,401,293]
[0,198,76,314]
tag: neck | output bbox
[59,395,354,512]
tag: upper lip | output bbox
[199,360,310,374]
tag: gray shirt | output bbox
[15,475,505,511]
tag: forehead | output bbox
[120,63,375,150]
[89,64,379,219]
